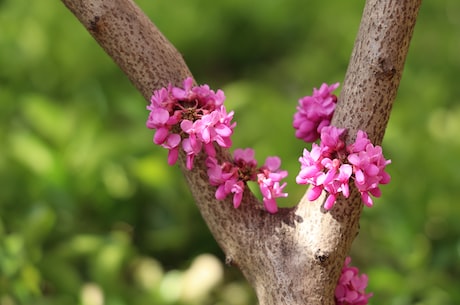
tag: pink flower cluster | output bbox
[296,126,390,209]
[147,78,288,213]
[347,130,391,206]
[335,257,373,305]
[293,82,339,142]
[206,148,288,214]
[146,77,236,170]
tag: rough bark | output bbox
[61,0,421,304]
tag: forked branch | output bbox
[61,0,421,304]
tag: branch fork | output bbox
[61,0,421,303]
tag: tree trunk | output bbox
[60,0,421,304]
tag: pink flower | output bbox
[206,155,250,208]
[319,126,346,155]
[206,149,288,213]
[146,77,235,169]
[162,133,181,166]
[335,257,373,305]
[196,106,235,148]
[181,137,201,170]
[293,82,339,142]
[347,131,391,207]
[257,156,288,214]
[171,77,194,100]
[296,126,390,209]
[171,78,226,110]
[229,180,245,208]
[296,145,323,186]
[234,148,258,168]
[347,130,370,153]
[296,126,352,209]
[149,86,174,112]
[206,157,235,186]
[320,159,352,210]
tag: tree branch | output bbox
[61,0,192,97]
[61,0,421,304]
[335,0,421,145]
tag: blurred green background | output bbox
[1,0,459,304]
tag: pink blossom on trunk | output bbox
[335,257,373,305]
[146,77,235,169]
[296,126,390,209]
[293,82,339,142]
[206,149,288,213]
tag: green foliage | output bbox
[0,0,459,304]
